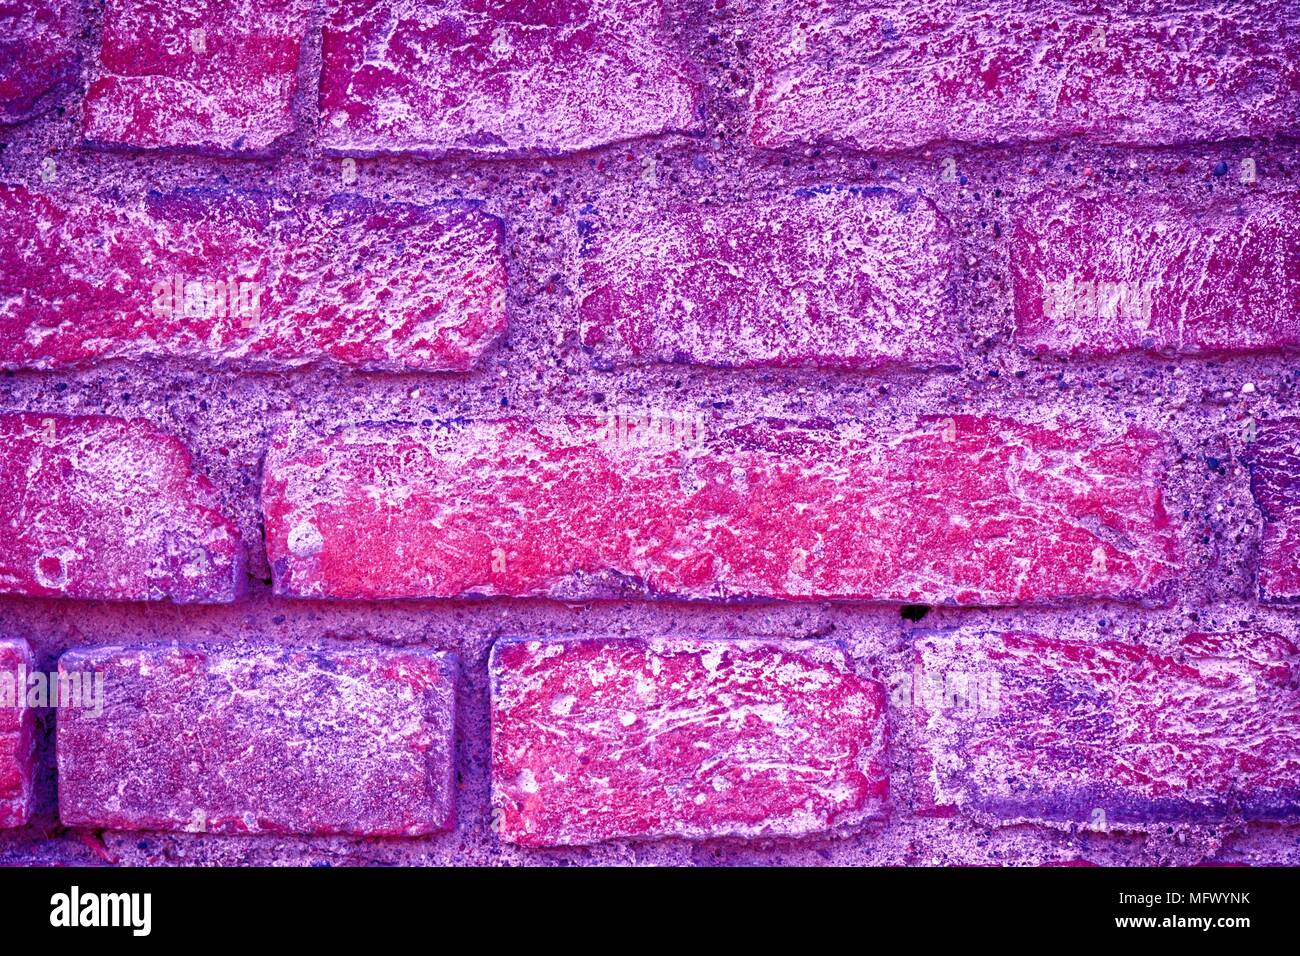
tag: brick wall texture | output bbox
[0,0,1298,866]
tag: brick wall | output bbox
[0,0,1298,866]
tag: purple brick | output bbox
[0,639,35,829]
[0,0,82,124]
[1245,418,1300,604]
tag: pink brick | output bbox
[911,630,1300,824]
[491,637,887,845]
[0,0,82,124]
[82,0,310,154]
[0,184,507,371]
[750,1,1300,152]
[57,643,458,835]
[263,414,1182,605]
[0,413,243,603]
[579,187,959,369]
[319,0,703,157]
[1012,192,1300,357]
[1246,418,1300,604]
[0,639,35,829]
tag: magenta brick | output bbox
[491,637,887,845]
[1246,418,1300,604]
[319,0,703,157]
[57,643,458,835]
[263,414,1182,605]
[911,630,1300,824]
[579,187,959,369]
[0,413,243,603]
[0,184,507,371]
[750,1,1300,152]
[0,0,82,124]
[1012,192,1300,357]
[0,639,35,829]
[82,0,310,153]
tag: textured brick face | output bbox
[1246,418,1300,604]
[263,414,1181,605]
[83,0,311,153]
[750,0,1300,152]
[0,0,81,124]
[0,413,243,603]
[912,631,1300,825]
[0,184,507,371]
[319,0,703,156]
[579,187,959,369]
[1012,193,1300,357]
[491,637,888,845]
[57,644,458,835]
[0,639,35,829]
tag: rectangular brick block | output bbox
[0,413,244,603]
[0,0,82,124]
[83,0,310,153]
[490,637,887,845]
[911,630,1300,825]
[0,639,35,829]
[1246,418,1300,603]
[750,1,1300,152]
[579,187,959,369]
[0,184,506,371]
[319,0,703,157]
[263,414,1182,605]
[58,643,458,835]
[1012,192,1300,357]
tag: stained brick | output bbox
[262,414,1182,605]
[1012,192,1300,357]
[750,1,1300,152]
[491,637,887,845]
[911,630,1300,824]
[579,187,959,369]
[0,413,244,603]
[319,0,703,157]
[57,643,458,835]
[0,184,507,371]
[1245,418,1300,604]
[0,639,35,829]
[0,0,82,124]
[82,0,310,154]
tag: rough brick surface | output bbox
[319,0,703,157]
[82,0,310,154]
[263,414,1181,605]
[0,413,243,603]
[0,639,34,829]
[579,187,959,369]
[912,630,1300,825]
[491,637,887,845]
[1246,418,1300,603]
[750,0,1300,152]
[0,0,82,124]
[57,643,458,835]
[0,184,507,371]
[1012,192,1300,357]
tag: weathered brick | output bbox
[0,0,82,124]
[1012,192,1300,357]
[0,184,507,371]
[82,0,310,153]
[750,1,1300,152]
[319,0,703,157]
[491,637,887,845]
[0,413,243,603]
[579,187,959,369]
[58,643,458,835]
[911,630,1300,824]
[0,639,35,829]
[263,414,1182,605]
[1245,418,1300,603]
